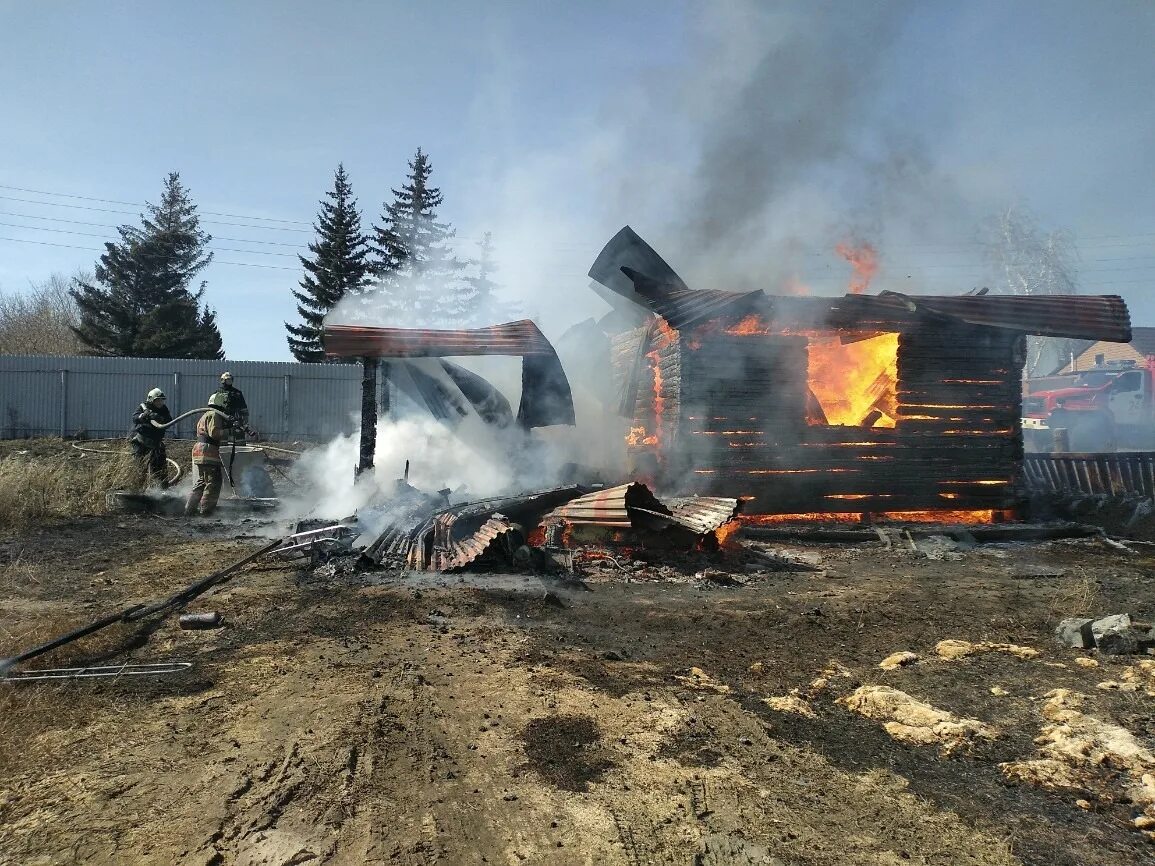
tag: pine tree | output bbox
[71,172,223,358]
[461,232,522,326]
[368,149,467,327]
[286,164,373,361]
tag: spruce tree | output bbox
[368,149,468,327]
[286,164,372,361]
[71,172,223,358]
[462,232,522,326]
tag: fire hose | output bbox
[70,408,236,486]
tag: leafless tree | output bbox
[0,272,89,356]
[984,205,1080,377]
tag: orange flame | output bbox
[639,318,678,451]
[836,241,878,294]
[743,510,995,525]
[626,425,657,447]
[725,314,771,336]
[808,332,898,427]
[714,519,741,547]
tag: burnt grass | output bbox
[520,713,615,792]
[6,506,1155,864]
[474,552,1155,866]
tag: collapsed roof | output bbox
[323,320,576,429]
[589,226,1132,342]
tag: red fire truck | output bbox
[1022,359,1155,452]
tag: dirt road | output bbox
[2,515,1154,864]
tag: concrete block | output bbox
[1096,627,1142,656]
[1091,614,1132,643]
[1055,618,1095,649]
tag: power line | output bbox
[0,196,313,233]
[0,221,302,257]
[0,212,309,248]
[0,183,312,226]
[0,235,298,271]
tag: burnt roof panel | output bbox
[624,291,1129,342]
[323,320,556,358]
[662,496,743,534]
[643,289,765,330]
[900,294,1131,341]
[544,482,671,527]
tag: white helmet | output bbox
[220,371,233,383]
[147,388,166,402]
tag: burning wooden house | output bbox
[593,228,1132,520]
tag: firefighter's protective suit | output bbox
[184,397,227,517]
[131,388,172,489]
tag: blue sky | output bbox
[1,0,1153,360]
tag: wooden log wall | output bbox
[622,320,1027,515]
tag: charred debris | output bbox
[303,226,1137,579]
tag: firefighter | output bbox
[184,393,228,517]
[213,372,250,443]
[131,387,172,489]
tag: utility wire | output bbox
[0,212,309,247]
[0,196,313,233]
[0,183,312,226]
[0,221,302,257]
[0,235,298,271]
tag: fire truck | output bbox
[1022,358,1155,452]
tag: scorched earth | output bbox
[2,510,1154,866]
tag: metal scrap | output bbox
[3,662,193,682]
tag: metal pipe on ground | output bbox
[0,537,285,677]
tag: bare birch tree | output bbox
[0,272,89,356]
[985,204,1080,377]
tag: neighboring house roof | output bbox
[1125,327,1155,357]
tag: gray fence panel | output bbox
[0,356,361,442]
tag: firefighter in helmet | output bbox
[213,372,250,443]
[130,387,172,489]
[185,392,229,517]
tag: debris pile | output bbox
[349,478,741,577]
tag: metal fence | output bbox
[1023,452,1155,498]
[0,355,362,442]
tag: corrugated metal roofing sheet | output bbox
[737,292,1130,341]
[323,320,556,358]
[605,280,1129,342]
[543,482,672,528]
[444,515,516,571]
[368,485,585,569]
[641,289,764,330]
[663,496,743,534]
[883,293,1131,341]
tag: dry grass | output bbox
[1047,565,1103,618]
[0,449,139,530]
[0,610,141,774]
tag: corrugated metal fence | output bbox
[0,356,362,442]
[1024,452,1155,498]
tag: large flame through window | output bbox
[807,333,899,427]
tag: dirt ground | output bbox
[2,507,1155,865]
